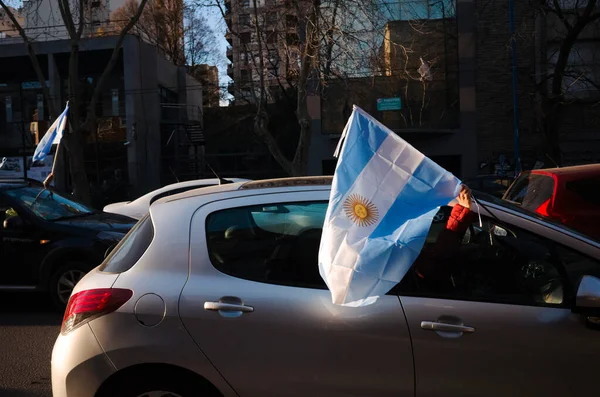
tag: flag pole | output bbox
[43,141,61,189]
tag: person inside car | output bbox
[413,185,476,291]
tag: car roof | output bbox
[160,176,334,204]
[530,164,600,179]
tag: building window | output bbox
[380,0,455,21]
[240,0,250,8]
[266,12,278,25]
[241,69,251,82]
[286,14,297,27]
[240,32,251,44]
[286,33,299,45]
[239,14,251,26]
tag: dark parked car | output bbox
[0,179,136,308]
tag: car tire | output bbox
[48,262,91,310]
[98,372,220,397]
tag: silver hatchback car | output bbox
[52,177,600,397]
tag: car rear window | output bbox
[505,173,555,211]
[99,215,154,273]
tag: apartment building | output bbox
[0,6,24,39]
[225,0,303,104]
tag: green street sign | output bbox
[376,97,402,111]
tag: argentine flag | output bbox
[33,102,69,163]
[319,106,461,307]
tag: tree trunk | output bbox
[64,131,90,202]
[66,44,92,203]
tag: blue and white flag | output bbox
[319,106,461,307]
[32,103,69,163]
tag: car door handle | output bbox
[421,321,475,333]
[204,302,254,313]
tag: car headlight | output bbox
[96,231,126,243]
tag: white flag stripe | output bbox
[52,115,68,144]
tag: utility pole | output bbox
[509,0,521,175]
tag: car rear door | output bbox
[397,208,600,397]
[179,189,414,397]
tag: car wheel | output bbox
[100,375,219,397]
[49,262,90,309]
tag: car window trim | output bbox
[480,199,600,249]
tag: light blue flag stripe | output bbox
[33,103,69,163]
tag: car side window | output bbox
[205,201,327,289]
[398,206,573,308]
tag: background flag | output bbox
[33,103,69,163]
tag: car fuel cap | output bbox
[134,293,166,327]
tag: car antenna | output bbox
[545,153,560,168]
[206,162,233,185]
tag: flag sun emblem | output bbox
[343,194,379,227]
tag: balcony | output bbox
[227,82,236,96]
[226,47,233,61]
[227,64,234,78]
[225,30,233,46]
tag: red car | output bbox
[503,164,600,240]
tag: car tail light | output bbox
[61,288,133,335]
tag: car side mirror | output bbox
[573,275,600,316]
[4,215,23,230]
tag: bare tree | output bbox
[0,0,149,202]
[111,0,185,65]
[204,0,409,176]
[533,0,600,164]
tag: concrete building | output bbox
[224,0,303,104]
[0,35,203,201]
[189,64,220,108]
[305,0,600,179]
[0,6,24,39]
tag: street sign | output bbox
[377,97,402,111]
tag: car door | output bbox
[397,207,600,397]
[0,196,45,285]
[180,190,414,397]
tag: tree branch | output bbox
[0,1,57,117]
[56,0,77,38]
[84,0,150,129]
[551,0,573,32]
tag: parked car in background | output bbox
[53,177,600,397]
[103,178,250,220]
[0,179,136,308]
[503,164,600,240]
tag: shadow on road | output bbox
[0,292,62,326]
[0,388,50,397]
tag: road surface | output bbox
[0,292,60,397]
